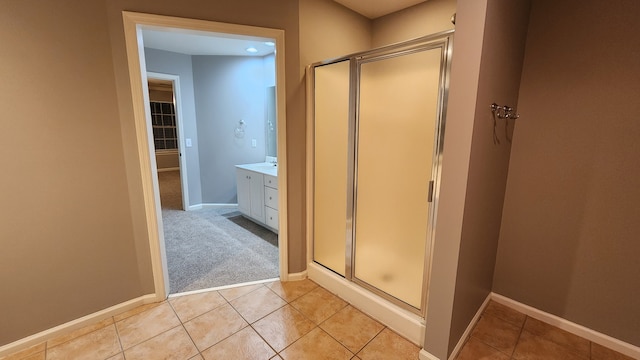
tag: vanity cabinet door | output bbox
[249,173,265,222]
[236,168,251,216]
[236,168,265,222]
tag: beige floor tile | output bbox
[116,302,181,349]
[483,301,526,327]
[523,317,590,357]
[357,328,420,360]
[113,301,163,322]
[20,353,45,360]
[47,317,114,348]
[124,325,198,360]
[46,324,121,360]
[280,328,353,360]
[470,314,522,355]
[267,279,318,302]
[106,353,124,360]
[270,356,283,360]
[169,290,227,322]
[1,342,45,360]
[230,286,287,323]
[455,337,510,360]
[591,342,635,360]
[189,355,204,360]
[512,330,588,360]
[219,284,263,301]
[320,306,384,353]
[183,302,248,351]
[201,326,275,360]
[290,287,348,324]
[252,305,316,352]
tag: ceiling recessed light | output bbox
[246,47,258,53]
[264,41,275,47]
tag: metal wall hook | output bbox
[491,102,520,120]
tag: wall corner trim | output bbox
[447,293,492,359]
[491,293,640,359]
[0,294,158,358]
[419,349,440,360]
[286,270,308,281]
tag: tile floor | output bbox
[454,300,635,360]
[2,281,634,360]
[1,280,420,360]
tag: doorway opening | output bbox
[122,12,289,299]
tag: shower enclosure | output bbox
[308,30,453,317]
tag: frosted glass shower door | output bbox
[313,60,351,276]
[353,48,442,309]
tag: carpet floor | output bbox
[158,171,279,294]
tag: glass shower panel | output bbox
[354,48,442,308]
[313,60,351,276]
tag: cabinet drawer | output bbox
[264,174,278,189]
[265,206,279,231]
[264,187,278,210]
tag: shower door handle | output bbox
[427,180,434,202]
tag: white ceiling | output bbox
[142,29,275,57]
[333,0,427,19]
[142,0,425,56]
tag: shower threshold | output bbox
[307,262,425,347]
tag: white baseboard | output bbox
[0,294,157,357]
[188,203,237,211]
[491,293,640,359]
[286,270,308,281]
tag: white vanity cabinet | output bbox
[236,168,265,223]
[235,163,278,233]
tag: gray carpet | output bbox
[157,171,279,294]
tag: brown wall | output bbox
[372,0,456,47]
[0,0,301,346]
[449,0,530,353]
[494,0,640,346]
[0,0,142,345]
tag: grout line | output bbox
[112,315,126,359]
[510,314,527,358]
[167,296,206,358]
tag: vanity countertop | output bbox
[236,162,278,177]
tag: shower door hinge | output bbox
[427,180,434,202]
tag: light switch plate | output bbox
[252,139,257,148]
[186,138,192,147]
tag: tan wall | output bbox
[0,0,301,346]
[449,0,530,353]
[371,0,456,47]
[494,0,640,346]
[148,89,173,102]
[0,1,142,345]
[299,0,371,67]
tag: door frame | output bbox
[147,72,190,211]
[122,11,289,299]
